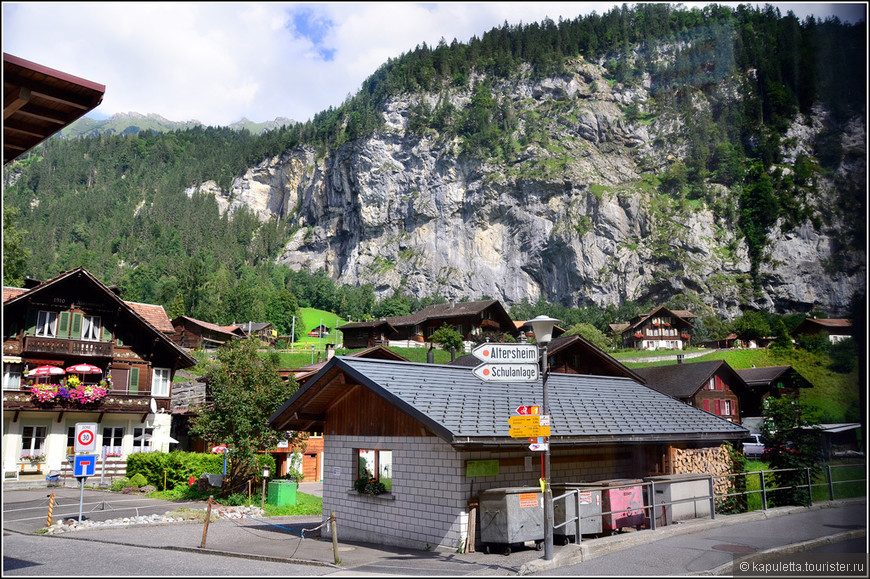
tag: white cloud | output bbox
[2,2,863,126]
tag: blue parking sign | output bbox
[73,455,97,477]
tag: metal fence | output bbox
[552,462,866,544]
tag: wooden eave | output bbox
[4,53,105,164]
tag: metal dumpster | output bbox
[643,474,711,526]
[478,487,545,555]
[576,479,645,533]
[267,480,298,506]
[551,484,603,543]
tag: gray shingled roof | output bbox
[272,356,748,446]
[632,360,740,399]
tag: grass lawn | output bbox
[732,458,866,513]
[148,486,323,517]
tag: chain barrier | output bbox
[202,495,332,560]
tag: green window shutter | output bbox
[101,319,112,342]
[129,367,140,393]
[70,313,83,338]
[24,309,38,336]
[58,311,71,338]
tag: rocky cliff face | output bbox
[188,59,865,318]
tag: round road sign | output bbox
[77,429,94,446]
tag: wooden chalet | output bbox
[616,306,696,350]
[793,318,854,344]
[632,359,749,423]
[3,267,197,484]
[338,299,516,349]
[232,321,277,346]
[170,315,239,350]
[734,365,813,417]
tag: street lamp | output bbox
[528,315,560,561]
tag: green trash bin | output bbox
[267,480,298,506]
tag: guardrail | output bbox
[551,463,866,544]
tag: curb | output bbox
[518,498,865,576]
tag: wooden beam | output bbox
[3,86,30,120]
[57,411,64,423]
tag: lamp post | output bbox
[528,315,560,561]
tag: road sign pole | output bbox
[541,343,554,561]
[78,477,86,522]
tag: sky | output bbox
[2,2,866,127]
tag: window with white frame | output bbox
[35,311,58,337]
[151,367,171,397]
[131,427,153,453]
[722,400,733,416]
[20,426,47,460]
[357,448,393,491]
[81,315,102,341]
[3,364,22,390]
[102,427,124,456]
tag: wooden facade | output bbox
[3,268,197,482]
[633,360,748,423]
[338,300,516,348]
[170,315,237,350]
[611,306,695,350]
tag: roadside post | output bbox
[73,422,98,522]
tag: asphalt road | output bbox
[2,533,333,577]
[2,487,208,533]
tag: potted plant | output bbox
[354,475,386,496]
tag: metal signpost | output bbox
[472,322,561,563]
[73,454,96,521]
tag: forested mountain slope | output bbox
[3,4,865,325]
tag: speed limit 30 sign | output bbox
[74,422,98,453]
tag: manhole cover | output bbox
[713,544,757,554]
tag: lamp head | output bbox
[528,315,561,346]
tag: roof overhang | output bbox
[4,53,105,164]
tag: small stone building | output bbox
[269,357,748,551]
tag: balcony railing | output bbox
[22,336,113,357]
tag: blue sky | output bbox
[2,2,865,126]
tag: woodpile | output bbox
[669,445,734,495]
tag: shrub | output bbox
[220,493,249,506]
[128,473,148,487]
[126,451,225,490]
[111,477,131,491]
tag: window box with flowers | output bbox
[19,454,45,472]
[30,376,108,406]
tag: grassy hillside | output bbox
[623,349,860,424]
[288,308,347,346]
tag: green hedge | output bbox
[125,451,277,490]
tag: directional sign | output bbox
[74,422,98,453]
[73,454,97,477]
[509,415,541,427]
[509,425,551,438]
[473,363,539,382]
[529,442,549,452]
[472,343,539,363]
[516,405,540,416]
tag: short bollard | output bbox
[331,510,340,565]
[200,496,213,549]
[46,493,55,527]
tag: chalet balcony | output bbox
[3,389,169,414]
[22,336,113,358]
